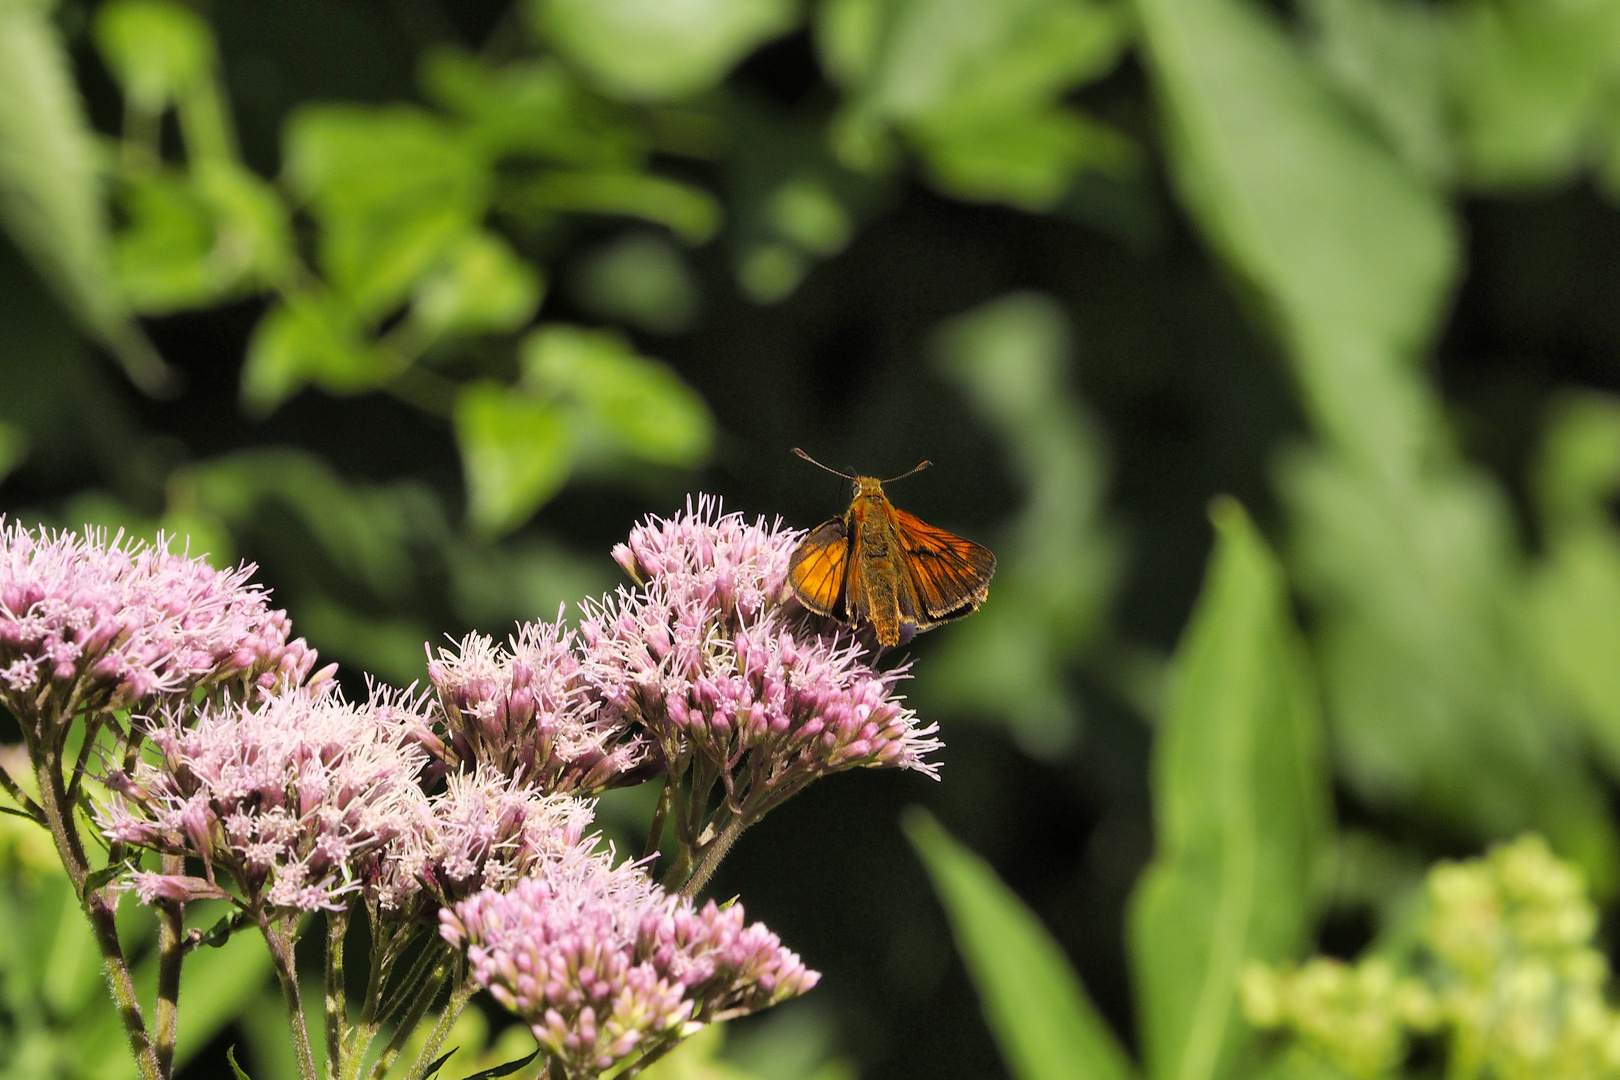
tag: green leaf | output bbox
[1449,0,1620,190]
[1529,394,1620,778]
[284,106,489,319]
[1127,499,1327,1080]
[528,0,801,101]
[825,0,1133,207]
[226,1045,254,1080]
[413,230,543,338]
[521,324,714,467]
[1132,0,1457,474]
[241,293,401,413]
[904,809,1136,1080]
[511,172,722,244]
[92,0,214,113]
[111,172,219,312]
[420,1047,458,1080]
[1299,0,1451,183]
[0,0,174,395]
[420,48,646,167]
[462,1048,541,1079]
[455,382,575,536]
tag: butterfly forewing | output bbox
[892,508,997,621]
[788,519,852,619]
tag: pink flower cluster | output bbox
[581,498,941,807]
[381,767,594,911]
[441,847,818,1079]
[99,685,433,913]
[424,621,647,794]
[0,520,314,725]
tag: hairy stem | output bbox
[677,812,750,899]
[30,723,163,1080]
[366,949,451,1080]
[399,968,475,1080]
[326,910,350,1080]
[154,854,186,1076]
[642,779,671,862]
[262,915,319,1080]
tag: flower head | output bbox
[441,847,817,1079]
[378,766,594,912]
[425,620,647,794]
[582,497,941,818]
[98,683,431,914]
[0,519,315,729]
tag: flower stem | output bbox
[677,813,751,899]
[154,854,187,1076]
[326,910,349,1080]
[399,967,475,1080]
[262,915,319,1080]
[30,727,163,1080]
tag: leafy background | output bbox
[5,0,1620,1077]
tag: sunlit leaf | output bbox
[906,809,1136,1080]
[510,172,722,244]
[284,105,488,319]
[413,230,544,338]
[824,0,1133,207]
[521,324,713,467]
[528,0,801,101]
[420,48,646,167]
[1128,499,1327,1080]
[456,381,575,536]
[1133,0,1456,470]
[92,0,214,113]
[241,293,401,413]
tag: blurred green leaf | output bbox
[112,162,291,313]
[1299,0,1451,183]
[906,809,1136,1080]
[528,0,801,101]
[924,292,1122,757]
[92,0,213,114]
[569,231,700,335]
[1133,0,1456,473]
[521,324,714,467]
[412,230,543,338]
[767,179,852,256]
[0,421,27,485]
[111,172,219,311]
[1128,499,1327,1080]
[420,48,646,167]
[509,172,721,244]
[1449,0,1620,190]
[290,593,433,687]
[0,0,174,395]
[1529,393,1620,778]
[284,106,488,319]
[241,293,400,412]
[822,0,1133,208]
[456,381,574,536]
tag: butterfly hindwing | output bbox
[892,507,996,623]
[788,518,852,619]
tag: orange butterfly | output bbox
[788,448,996,648]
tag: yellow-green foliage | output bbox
[1244,835,1620,1079]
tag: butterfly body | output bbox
[789,472,996,648]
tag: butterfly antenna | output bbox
[882,459,934,484]
[792,447,856,481]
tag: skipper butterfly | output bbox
[788,448,996,648]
